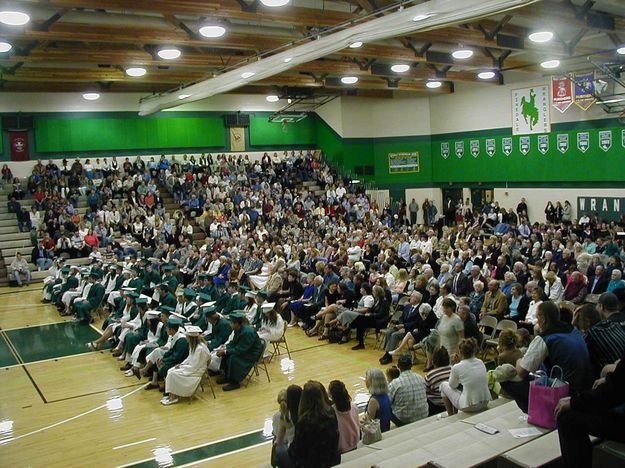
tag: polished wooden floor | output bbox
[0,286,412,467]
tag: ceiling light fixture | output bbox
[260,0,290,6]
[478,71,496,80]
[0,41,11,53]
[452,48,473,59]
[617,46,625,55]
[391,64,410,73]
[266,95,279,102]
[349,41,363,48]
[199,22,226,38]
[126,67,147,77]
[341,76,358,84]
[413,13,433,22]
[528,31,554,43]
[157,48,181,60]
[0,11,30,26]
[178,94,191,99]
[241,71,255,79]
[540,59,560,69]
[426,80,442,89]
[82,92,100,101]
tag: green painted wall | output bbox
[249,116,316,146]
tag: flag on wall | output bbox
[573,72,596,111]
[9,131,30,161]
[551,76,573,113]
[512,85,550,135]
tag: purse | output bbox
[327,327,344,344]
[360,415,382,445]
[527,366,569,429]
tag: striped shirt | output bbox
[424,365,452,407]
[585,320,625,376]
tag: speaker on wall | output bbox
[223,113,250,127]
[2,115,34,130]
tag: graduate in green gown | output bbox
[161,264,178,293]
[118,299,150,365]
[145,318,189,391]
[216,311,264,391]
[205,308,232,351]
[181,288,198,319]
[197,274,218,301]
[141,262,161,295]
[45,266,70,302]
[73,271,105,324]
[53,266,80,305]
[158,283,177,308]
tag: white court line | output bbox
[1,320,70,331]
[0,384,145,445]
[176,440,273,468]
[113,438,157,451]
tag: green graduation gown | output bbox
[160,292,177,308]
[123,315,148,354]
[158,334,189,378]
[53,275,78,304]
[207,317,232,351]
[224,325,264,383]
[74,282,105,323]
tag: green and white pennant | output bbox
[557,134,569,154]
[577,132,589,153]
[599,130,612,152]
[519,136,530,155]
[538,135,549,154]
[470,140,480,157]
[486,139,496,157]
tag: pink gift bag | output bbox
[527,367,569,429]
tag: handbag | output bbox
[327,327,344,344]
[360,415,382,445]
[527,366,569,429]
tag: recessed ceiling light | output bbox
[413,13,433,22]
[529,31,554,43]
[157,48,181,60]
[478,71,496,80]
[199,23,226,38]
[241,71,255,79]
[341,76,358,84]
[284,57,292,63]
[260,0,290,6]
[617,46,625,55]
[349,41,363,49]
[452,49,473,59]
[266,95,279,102]
[82,92,100,101]
[0,11,30,26]
[540,59,560,69]
[178,94,191,99]
[0,41,11,53]
[126,67,147,77]
[391,64,410,73]
[426,80,442,89]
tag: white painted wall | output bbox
[493,188,625,222]
[405,188,443,221]
[315,97,343,135]
[0,93,283,113]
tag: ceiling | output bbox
[0,0,623,100]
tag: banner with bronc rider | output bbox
[512,85,550,135]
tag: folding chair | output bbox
[484,319,518,357]
[245,339,271,387]
[375,306,405,350]
[269,321,291,363]
[477,315,498,358]
[191,365,217,402]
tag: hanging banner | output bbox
[551,76,574,113]
[573,72,596,111]
[9,131,30,161]
[577,132,589,153]
[502,137,512,156]
[470,140,480,157]
[519,136,530,155]
[441,142,450,159]
[538,135,549,154]
[622,129,625,148]
[512,85,550,135]
[455,141,464,158]
[486,139,496,157]
[557,134,569,154]
[599,130,612,152]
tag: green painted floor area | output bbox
[128,430,272,468]
[0,333,19,367]
[5,322,108,363]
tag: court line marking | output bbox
[0,320,71,331]
[0,287,43,296]
[0,304,51,312]
[0,329,48,403]
[113,438,157,451]
[115,428,268,468]
[0,384,145,445]
[176,440,273,467]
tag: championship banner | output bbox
[599,130,612,152]
[577,132,589,153]
[551,76,573,113]
[470,140,480,157]
[557,134,569,154]
[512,85,550,135]
[519,136,530,155]
[538,135,549,154]
[486,139,495,157]
[388,152,419,173]
[573,72,596,111]
[502,137,512,156]
[455,141,464,158]
[441,142,450,159]
[622,129,625,148]
[9,130,29,161]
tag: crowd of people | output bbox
[9,149,623,467]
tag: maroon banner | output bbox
[9,131,29,161]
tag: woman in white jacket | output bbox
[544,271,564,303]
[162,326,211,405]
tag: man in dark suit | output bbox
[379,291,422,364]
[299,276,327,329]
[450,263,469,296]
[588,265,609,295]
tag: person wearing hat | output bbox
[133,307,175,378]
[197,273,217,300]
[89,292,139,350]
[220,283,247,317]
[42,264,68,303]
[101,264,120,299]
[59,268,93,316]
[257,301,284,357]
[107,267,132,308]
[204,307,232,351]
[161,325,211,405]
[121,309,163,375]
[141,262,161,295]
[73,271,105,324]
[156,283,177,309]
[52,265,80,306]
[181,288,198,320]
[103,287,135,330]
[216,311,264,391]
[145,317,189,391]
[128,267,145,292]
[112,297,149,357]
[161,264,178,294]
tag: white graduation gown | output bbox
[165,344,211,397]
[130,322,163,366]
